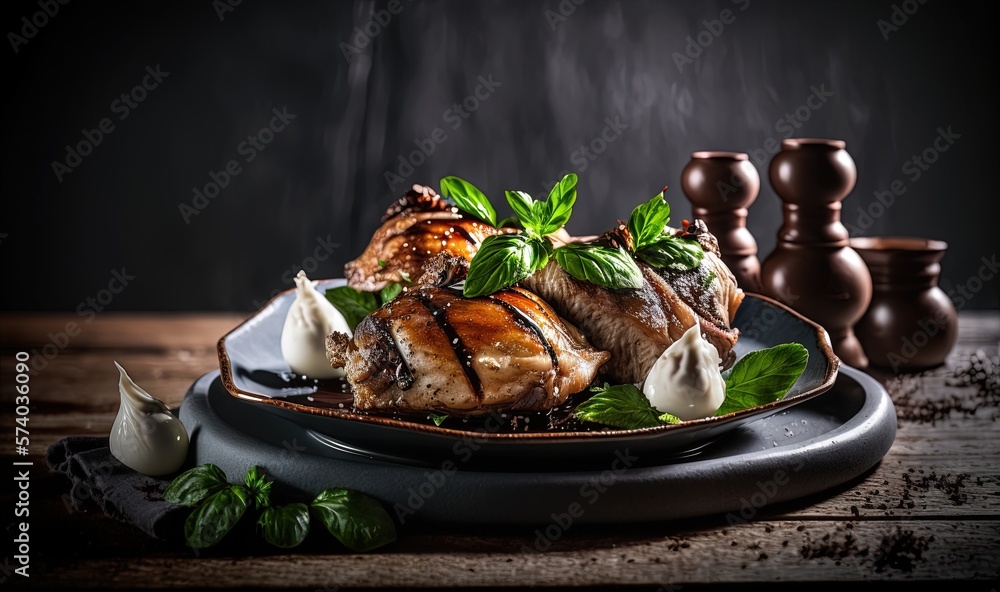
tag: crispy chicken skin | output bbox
[522,220,744,385]
[326,281,610,416]
[344,184,514,292]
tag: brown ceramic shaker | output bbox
[850,237,958,372]
[681,151,762,293]
[759,138,873,369]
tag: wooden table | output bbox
[2,311,998,589]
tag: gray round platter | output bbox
[178,364,896,525]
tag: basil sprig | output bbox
[311,488,399,552]
[573,383,681,430]
[626,190,704,271]
[325,281,406,331]
[440,176,498,226]
[165,465,396,551]
[573,343,809,429]
[444,176,704,296]
[446,173,578,298]
[716,343,809,416]
[553,243,642,289]
[463,234,550,297]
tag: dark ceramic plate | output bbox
[217,279,839,469]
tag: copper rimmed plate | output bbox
[216,279,839,470]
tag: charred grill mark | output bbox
[413,292,484,401]
[370,315,414,390]
[489,291,560,373]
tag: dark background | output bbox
[2,0,998,313]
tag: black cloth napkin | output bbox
[46,436,187,541]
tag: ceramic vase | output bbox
[760,138,873,369]
[681,151,762,293]
[850,237,958,372]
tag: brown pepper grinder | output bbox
[759,138,873,369]
[681,151,762,292]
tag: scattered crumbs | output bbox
[758,552,768,561]
[872,528,934,573]
[883,347,999,424]
[798,523,933,574]
[850,505,859,517]
[799,522,867,562]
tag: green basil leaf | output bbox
[184,485,248,549]
[496,215,520,229]
[536,173,578,236]
[716,343,809,416]
[658,412,682,425]
[244,466,272,509]
[325,286,380,331]
[463,234,548,298]
[505,190,537,234]
[635,235,704,271]
[553,243,643,290]
[440,176,497,227]
[258,503,311,549]
[428,413,448,426]
[311,488,397,552]
[164,464,228,507]
[378,282,403,304]
[627,190,672,250]
[574,383,662,430]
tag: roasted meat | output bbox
[344,184,514,292]
[326,281,610,416]
[522,220,744,385]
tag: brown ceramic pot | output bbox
[850,237,958,372]
[681,151,762,292]
[760,138,873,369]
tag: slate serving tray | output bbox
[178,364,896,525]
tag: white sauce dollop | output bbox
[109,361,190,476]
[642,324,727,421]
[280,270,351,378]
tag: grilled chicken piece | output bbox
[344,184,514,292]
[522,220,744,385]
[326,283,610,416]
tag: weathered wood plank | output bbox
[26,521,1000,588]
[0,312,247,350]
